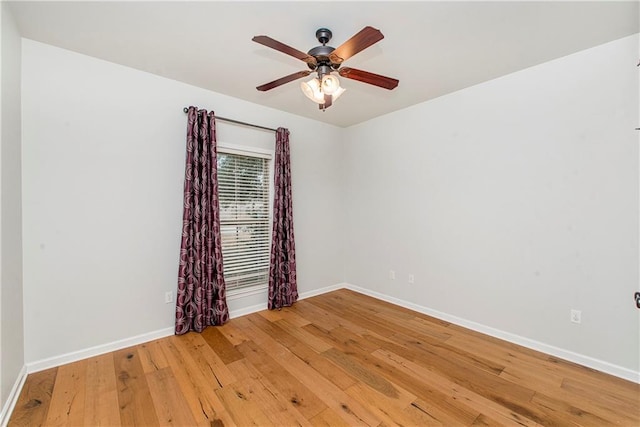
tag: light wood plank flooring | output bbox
[9,289,640,426]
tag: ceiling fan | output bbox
[252,26,399,110]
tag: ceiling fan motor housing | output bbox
[308,45,335,66]
[307,28,342,71]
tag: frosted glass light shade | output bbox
[321,74,340,95]
[300,78,324,103]
[331,86,346,101]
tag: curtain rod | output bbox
[183,107,277,133]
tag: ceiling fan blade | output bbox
[329,26,384,64]
[339,67,399,90]
[256,70,312,91]
[319,94,333,110]
[252,35,317,67]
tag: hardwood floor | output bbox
[9,289,640,426]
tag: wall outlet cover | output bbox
[570,309,581,324]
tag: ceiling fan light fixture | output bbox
[321,74,340,95]
[300,78,325,103]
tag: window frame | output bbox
[216,142,274,299]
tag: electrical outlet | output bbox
[570,309,581,324]
[408,274,415,284]
[389,270,396,280]
[165,291,173,304]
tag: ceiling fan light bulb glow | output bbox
[321,74,340,95]
[300,78,325,104]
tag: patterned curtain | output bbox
[268,128,298,309]
[175,107,229,334]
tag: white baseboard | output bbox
[228,282,346,318]
[26,327,175,374]
[300,283,346,300]
[229,302,267,319]
[25,282,346,374]
[343,283,640,384]
[0,365,27,427]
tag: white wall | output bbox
[0,1,25,410]
[21,40,344,364]
[343,35,639,374]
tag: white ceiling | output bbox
[8,1,639,127]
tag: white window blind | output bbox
[217,148,271,291]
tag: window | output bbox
[217,145,272,292]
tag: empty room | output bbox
[1,1,639,425]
